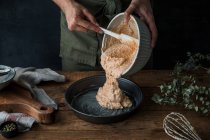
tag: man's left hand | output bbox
[125,0,158,48]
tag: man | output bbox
[52,0,158,71]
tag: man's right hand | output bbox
[53,0,101,33]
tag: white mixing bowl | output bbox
[101,12,152,76]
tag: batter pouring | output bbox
[96,23,138,109]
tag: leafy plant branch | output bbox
[152,52,210,115]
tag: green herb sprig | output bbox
[2,123,16,132]
[152,52,210,115]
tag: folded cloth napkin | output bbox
[13,67,65,110]
[0,111,36,132]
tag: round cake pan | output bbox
[65,75,143,124]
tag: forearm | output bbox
[52,0,74,13]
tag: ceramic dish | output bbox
[0,121,18,138]
[0,65,16,91]
[65,75,143,124]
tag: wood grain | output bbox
[0,70,209,140]
[0,85,54,124]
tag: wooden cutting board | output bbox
[0,84,54,124]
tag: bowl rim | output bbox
[101,12,140,75]
[65,75,143,119]
[0,65,16,85]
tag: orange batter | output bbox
[96,23,138,109]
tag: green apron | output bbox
[60,0,130,71]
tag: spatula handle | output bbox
[100,27,120,40]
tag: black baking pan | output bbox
[65,75,143,124]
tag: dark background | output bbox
[0,0,61,70]
[153,1,210,69]
[0,0,210,70]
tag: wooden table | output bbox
[1,70,210,140]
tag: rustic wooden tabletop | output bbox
[0,70,209,140]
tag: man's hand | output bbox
[53,0,100,33]
[125,0,158,48]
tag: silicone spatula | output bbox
[100,27,138,44]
